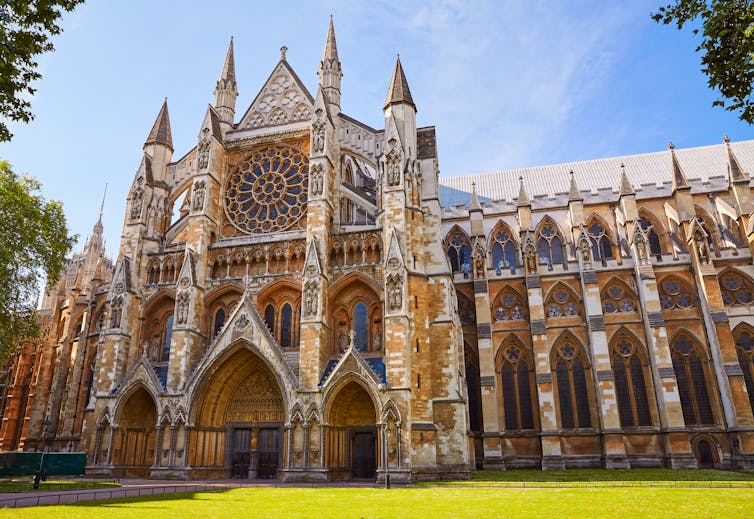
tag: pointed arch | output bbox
[495,334,537,431]
[609,328,653,427]
[638,207,668,257]
[551,331,594,429]
[487,220,519,270]
[456,290,476,324]
[693,204,721,251]
[585,212,615,262]
[491,286,528,321]
[669,330,716,426]
[732,322,754,416]
[445,225,472,274]
[381,400,402,425]
[543,281,582,318]
[657,274,696,310]
[535,215,566,268]
[289,402,306,424]
[600,276,638,314]
[464,342,482,434]
[719,268,754,306]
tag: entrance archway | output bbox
[326,380,378,479]
[113,386,157,477]
[191,345,286,478]
[696,438,716,469]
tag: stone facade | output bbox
[2,20,754,479]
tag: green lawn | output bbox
[0,480,120,493]
[1,486,753,518]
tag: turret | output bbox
[383,56,416,159]
[214,37,238,133]
[143,99,173,183]
[317,17,342,114]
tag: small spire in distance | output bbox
[144,98,173,150]
[322,15,338,63]
[517,175,531,207]
[384,55,415,111]
[568,170,583,201]
[724,134,747,183]
[668,141,690,191]
[470,181,482,211]
[219,37,236,85]
[619,163,635,196]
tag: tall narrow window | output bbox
[735,330,754,416]
[213,309,225,338]
[671,334,714,426]
[587,221,613,262]
[537,223,564,266]
[499,343,535,430]
[353,302,368,352]
[611,336,652,427]
[264,304,275,334]
[280,303,292,348]
[465,349,482,433]
[160,316,173,363]
[447,232,471,273]
[640,216,663,257]
[490,225,518,270]
[554,340,592,429]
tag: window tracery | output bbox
[553,337,592,429]
[446,230,471,274]
[498,341,536,430]
[720,271,754,306]
[537,222,564,267]
[224,145,308,234]
[492,289,527,321]
[658,277,695,310]
[489,223,518,271]
[610,334,652,427]
[734,328,754,416]
[601,279,638,314]
[587,220,614,262]
[671,333,714,426]
[545,284,581,318]
[639,216,663,257]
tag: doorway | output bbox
[696,439,715,469]
[257,428,280,478]
[231,428,251,478]
[351,430,376,478]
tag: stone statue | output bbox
[374,327,382,351]
[110,297,123,328]
[312,119,325,153]
[695,230,710,264]
[192,180,206,212]
[310,164,323,196]
[386,155,400,186]
[176,293,189,325]
[338,331,347,353]
[197,129,211,170]
[387,274,402,311]
[130,188,143,220]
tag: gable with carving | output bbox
[238,61,314,129]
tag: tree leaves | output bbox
[653,0,754,124]
[0,1,84,141]
[0,161,76,358]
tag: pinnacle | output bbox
[384,55,415,111]
[568,170,583,201]
[724,135,747,183]
[516,176,530,206]
[144,99,173,150]
[220,37,236,84]
[470,181,482,210]
[322,15,339,63]
[619,163,635,196]
[669,142,690,191]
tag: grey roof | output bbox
[145,99,173,150]
[438,139,754,206]
[384,56,415,110]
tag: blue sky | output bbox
[1,0,752,259]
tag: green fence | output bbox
[0,452,86,477]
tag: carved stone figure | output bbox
[192,180,206,211]
[374,327,382,351]
[176,292,189,325]
[525,246,537,274]
[387,274,402,311]
[130,187,143,220]
[695,230,710,264]
[303,281,318,317]
[386,154,400,186]
[312,119,325,154]
[472,241,486,279]
[310,163,323,196]
[635,234,647,261]
[110,297,123,329]
[338,331,347,352]
[197,129,211,170]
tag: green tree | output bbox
[0,161,76,358]
[0,1,84,142]
[653,0,754,124]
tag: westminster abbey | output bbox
[1,19,754,480]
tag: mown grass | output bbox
[0,480,120,493]
[1,486,753,518]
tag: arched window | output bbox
[639,216,663,257]
[601,279,638,314]
[734,328,754,416]
[213,309,225,338]
[492,289,527,321]
[587,220,613,262]
[446,230,471,274]
[693,214,716,251]
[553,338,592,429]
[264,304,275,333]
[353,301,368,352]
[537,223,564,267]
[499,342,536,430]
[280,303,293,348]
[489,223,518,270]
[658,277,696,310]
[545,284,581,318]
[160,315,173,363]
[465,347,482,433]
[457,294,476,324]
[720,271,754,306]
[721,215,744,247]
[671,334,714,426]
[611,334,652,427]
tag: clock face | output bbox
[224,145,308,234]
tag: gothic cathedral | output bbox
[2,19,754,479]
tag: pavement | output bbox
[0,478,393,509]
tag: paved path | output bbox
[0,478,391,509]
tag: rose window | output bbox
[224,145,308,234]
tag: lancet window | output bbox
[587,220,614,262]
[639,216,663,257]
[553,337,593,429]
[499,341,536,430]
[611,334,652,427]
[446,230,471,274]
[537,222,564,267]
[734,328,754,416]
[489,223,518,270]
[671,334,715,426]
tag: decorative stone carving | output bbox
[387,273,402,312]
[374,327,382,351]
[192,180,206,212]
[522,231,537,274]
[176,292,189,325]
[472,238,486,279]
[386,151,400,186]
[110,297,123,329]
[235,313,250,330]
[694,228,711,264]
[130,186,144,221]
[338,331,347,353]
[310,163,323,196]
[303,280,319,318]
[577,226,592,265]
[197,128,211,170]
[312,116,326,154]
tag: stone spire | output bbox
[724,135,747,184]
[568,170,583,201]
[318,16,342,113]
[618,163,635,196]
[215,37,238,131]
[469,181,482,212]
[384,55,415,111]
[669,142,690,191]
[144,99,173,151]
[516,175,530,207]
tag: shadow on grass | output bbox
[68,489,234,508]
